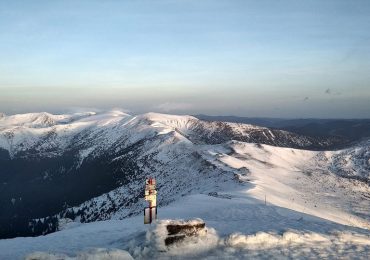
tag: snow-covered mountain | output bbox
[0,111,343,158]
[0,110,369,258]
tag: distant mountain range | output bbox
[196,115,370,145]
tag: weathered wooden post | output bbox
[144,177,157,224]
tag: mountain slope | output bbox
[196,114,370,146]
[1,141,370,259]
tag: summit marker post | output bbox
[144,177,157,224]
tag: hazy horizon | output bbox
[2,106,370,120]
[1,0,370,118]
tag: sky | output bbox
[0,0,370,118]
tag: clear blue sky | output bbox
[0,0,369,118]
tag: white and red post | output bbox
[144,177,157,224]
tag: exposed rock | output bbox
[164,219,206,246]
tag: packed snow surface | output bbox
[1,192,370,259]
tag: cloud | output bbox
[110,107,131,114]
[64,107,131,114]
[154,102,193,112]
[65,107,103,113]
